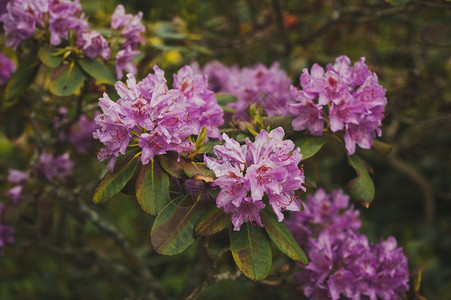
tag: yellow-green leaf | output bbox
[135,159,170,216]
[295,136,327,160]
[159,152,214,180]
[346,155,375,205]
[230,224,272,281]
[78,58,116,85]
[216,93,237,105]
[373,140,392,156]
[261,209,308,264]
[38,46,63,68]
[93,155,139,204]
[151,196,207,255]
[194,125,208,152]
[49,64,85,96]
[5,58,40,101]
[195,206,231,236]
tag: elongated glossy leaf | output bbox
[155,23,186,39]
[78,58,116,84]
[183,161,215,179]
[49,64,85,96]
[159,152,185,178]
[304,173,317,189]
[151,196,207,255]
[38,46,63,68]
[159,152,214,181]
[346,155,375,206]
[194,126,207,151]
[198,140,222,154]
[216,93,237,105]
[5,58,40,101]
[373,140,392,156]
[230,224,272,280]
[3,108,25,140]
[93,155,139,204]
[261,209,308,264]
[195,206,231,236]
[135,159,170,216]
[295,136,327,160]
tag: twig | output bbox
[271,0,292,56]
[50,183,163,298]
[29,110,44,152]
[386,152,435,222]
[39,241,134,294]
[185,269,241,300]
[73,198,163,296]
[184,241,235,300]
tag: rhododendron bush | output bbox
[1,0,449,299]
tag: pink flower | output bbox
[205,127,305,230]
[81,31,110,60]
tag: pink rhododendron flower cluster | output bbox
[53,108,99,154]
[289,56,387,155]
[111,4,145,79]
[0,0,88,49]
[286,189,409,300]
[193,61,292,118]
[205,127,305,230]
[6,153,73,202]
[94,65,223,171]
[68,115,100,154]
[173,65,224,139]
[35,152,73,181]
[0,1,145,72]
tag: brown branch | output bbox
[386,152,435,222]
[50,183,164,299]
[39,241,134,293]
[184,240,235,300]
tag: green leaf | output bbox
[216,93,237,105]
[261,209,308,264]
[220,105,236,114]
[183,161,215,180]
[49,64,85,96]
[230,224,272,280]
[198,140,222,155]
[159,152,214,181]
[159,152,185,178]
[5,58,40,101]
[372,140,392,156]
[195,206,231,236]
[135,159,170,216]
[93,155,139,204]
[38,46,63,68]
[262,116,295,132]
[78,58,116,85]
[3,108,25,140]
[304,173,317,189]
[155,23,186,39]
[151,195,208,255]
[295,136,327,160]
[346,155,375,206]
[194,125,208,152]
